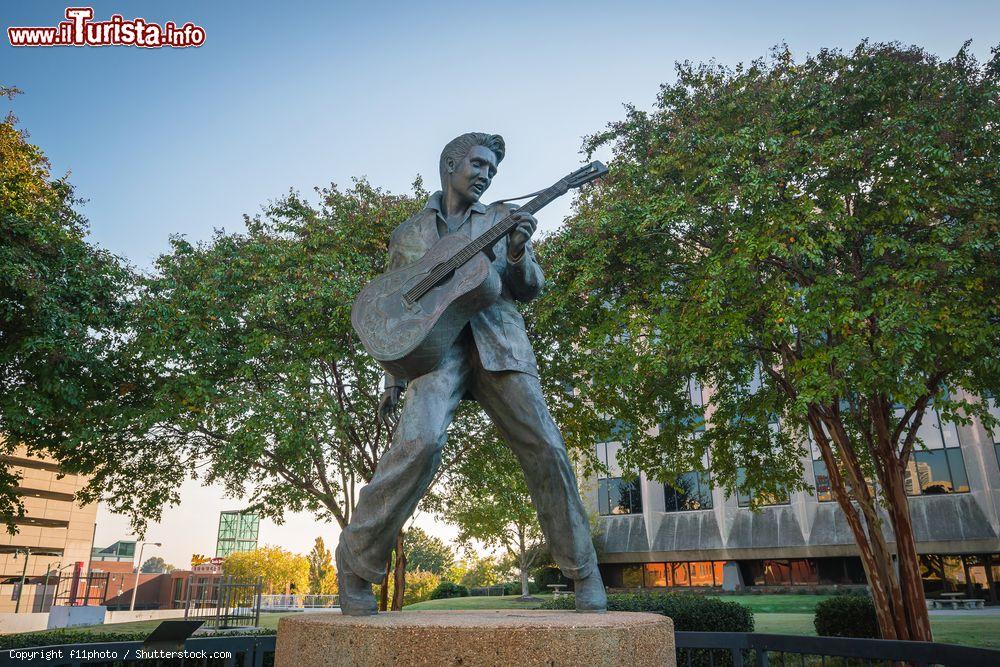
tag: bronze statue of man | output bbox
[336,132,606,614]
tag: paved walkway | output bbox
[928,606,1000,616]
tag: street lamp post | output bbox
[129,541,162,612]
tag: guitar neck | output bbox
[403,177,574,304]
[452,180,570,266]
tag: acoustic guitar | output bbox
[351,161,608,381]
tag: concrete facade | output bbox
[585,391,1000,590]
[0,443,99,612]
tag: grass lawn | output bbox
[754,612,1000,649]
[706,594,833,614]
[403,594,553,611]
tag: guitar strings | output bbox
[403,186,555,303]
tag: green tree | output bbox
[401,569,440,605]
[458,555,506,590]
[75,178,487,611]
[533,42,1000,641]
[307,536,333,595]
[140,556,173,573]
[0,87,133,533]
[222,545,308,595]
[403,527,454,575]
[432,434,544,598]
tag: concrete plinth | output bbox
[275,610,675,667]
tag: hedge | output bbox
[813,594,879,638]
[429,581,469,599]
[541,593,754,632]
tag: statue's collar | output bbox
[425,191,487,216]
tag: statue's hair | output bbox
[439,132,506,187]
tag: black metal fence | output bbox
[3,631,999,667]
[0,635,275,667]
[675,632,1000,667]
[184,575,263,630]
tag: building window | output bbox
[640,561,726,587]
[987,395,1000,469]
[596,441,642,516]
[897,407,970,495]
[742,559,820,586]
[808,426,834,502]
[735,420,789,507]
[622,564,643,588]
[644,563,667,588]
[664,383,713,511]
[664,469,713,511]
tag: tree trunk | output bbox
[378,558,391,612]
[809,412,901,639]
[391,531,406,611]
[881,460,933,641]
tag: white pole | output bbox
[129,541,161,612]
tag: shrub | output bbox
[502,581,522,596]
[813,595,879,638]
[429,581,469,600]
[403,570,441,605]
[541,593,754,632]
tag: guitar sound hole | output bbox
[431,269,456,290]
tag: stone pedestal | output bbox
[275,610,675,667]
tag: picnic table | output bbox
[927,592,985,610]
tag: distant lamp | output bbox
[129,541,163,612]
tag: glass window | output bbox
[622,565,643,588]
[670,562,690,586]
[898,407,970,496]
[736,466,789,507]
[763,560,792,585]
[688,379,706,431]
[643,563,667,588]
[812,459,833,502]
[985,396,1000,469]
[808,425,834,502]
[689,561,716,586]
[596,441,642,515]
[598,477,642,515]
[987,396,1000,444]
[665,470,713,511]
[790,559,819,585]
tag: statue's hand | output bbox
[377,386,403,429]
[507,211,537,260]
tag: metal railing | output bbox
[184,576,263,630]
[0,635,276,667]
[259,594,338,610]
[674,632,1000,667]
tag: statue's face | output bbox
[446,145,498,203]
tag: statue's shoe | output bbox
[574,571,608,613]
[335,543,378,616]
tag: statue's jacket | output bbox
[383,191,542,390]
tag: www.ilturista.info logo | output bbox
[8,7,205,48]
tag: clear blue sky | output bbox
[3,0,997,566]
